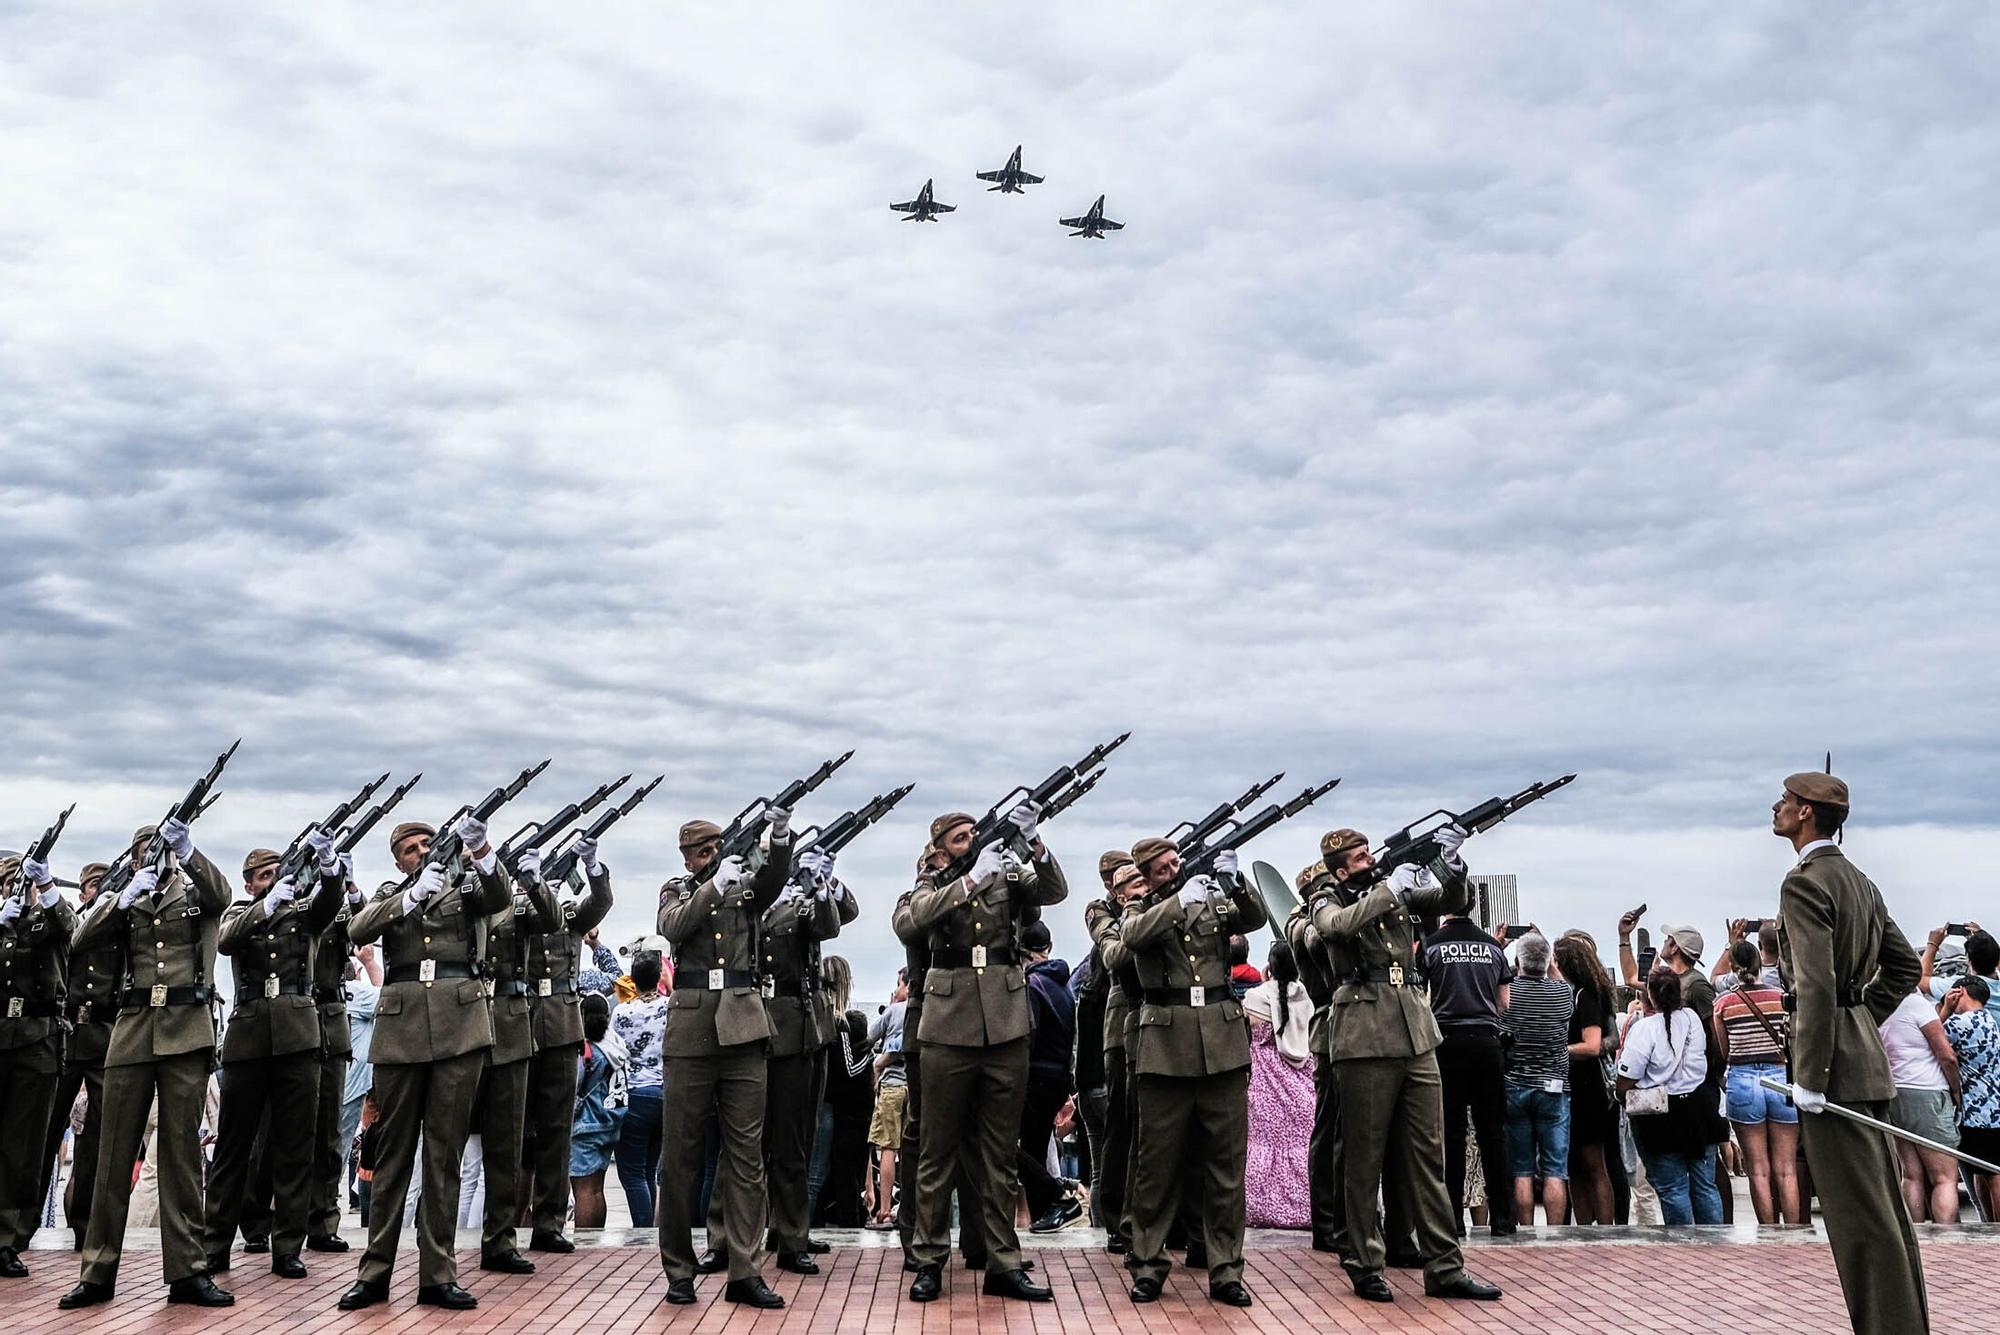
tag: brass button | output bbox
[424,936,432,945]
[715,932,723,940]
[269,952,278,960]
[425,981,434,989]
[155,941,164,949]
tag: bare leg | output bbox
[1919,1148,1957,1224]
[1511,1178,1535,1226]
[571,1171,606,1228]
[1735,1123,1774,1224]
[1766,1121,1802,1225]
[877,1149,896,1224]
[1542,1177,1569,1225]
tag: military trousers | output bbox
[1801,1102,1929,1335]
[896,1038,982,1264]
[911,1036,1028,1274]
[0,1037,63,1251]
[658,1045,768,1283]
[1128,1068,1249,1286]
[707,1047,819,1255]
[80,1049,214,1286]
[474,1054,532,1259]
[1434,1028,1513,1232]
[1333,1051,1464,1283]
[524,1040,580,1236]
[1095,1042,1130,1243]
[307,1053,349,1239]
[1309,1054,1349,1254]
[37,1055,104,1244]
[202,1050,321,1260]
[357,1048,486,1288]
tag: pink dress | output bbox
[1244,1007,1316,1229]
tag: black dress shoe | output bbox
[0,1247,26,1279]
[1385,1249,1425,1270]
[981,1268,1051,1302]
[1489,1220,1518,1237]
[806,1238,831,1254]
[338,1279,388,1310]
[1106,1234,1129,1255]
[529,1230,575,1254]
[1424,1272,1503,1301]
[723,1277,785,1309]
[1129,1276,1161,1303]
[168,1274,236,1306]
[306,1233,350,1252]
[241,1235,271,1254]
[58,1280,115,1309]
[1211,1281,1253,1308]
[271,1254,308,1279]
[776,1252,819,1275]
[205,1251,230,1273]
[909,1265,942,1302]
[664,1277,697,1305]
[481,1250,537,1274]
[695,1247,728,1275]
[417,1282,479,1309]
[1352,1273,1395,1303]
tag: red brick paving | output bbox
[2,1236,1988,1334]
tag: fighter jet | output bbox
[1059,195,1123,238]
[976,145,1043,193]
[890,179,955,222]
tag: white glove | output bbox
[1791,1086,1828,1114]
[1386,863,1426,900]
[766,806,791,839]
[0,898,21,926]
[1212,848,1239,878]
[1179,881,1208,908]
[161,817,195,861]
[798,849,834,885]
[21,855,53,888]
[39,886,64,909]
[573,835,602,876]
[404,863,446,914]
[969,844,1008,888]
[337,852,355,882]
[515,846,544,882]
[1007,801,1041,843]
[120,868,159,909]
[346,877,366,906]
[306,826,339,872]
[713,855,749,896]
[455,812,489,852]
[266,877,298,911]
[1433,822,1469,859]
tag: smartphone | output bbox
[1637,946,1658,976]
[1500,924,1539,945]
[1947,923,1973,938]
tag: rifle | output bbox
[703,753,857,880]
[97,740,242,903]
[4,804,74,899]
[541,775,664,887]
[272,773,390,886]
[1157,776,1342,899]
[496,775,632,881]
[1162,773,1286,859]
[930,733,1130,887]
[391,760,551,892]
[1362,773,1578,886]
[794,784,917,863]
[336,773,424,855]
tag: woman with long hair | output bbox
[1240,941,1316,1228]
[1713,940,1801,1224]
[1554,933,1617,1223]
[808,955,876,1228]
[1616,965,1722,1224]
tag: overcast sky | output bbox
[3,3,1995,1002]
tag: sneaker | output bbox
[1029,1195,1085,1234]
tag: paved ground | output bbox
[8,1225,1996,1333]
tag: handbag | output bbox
[1623,1084,1669,1116]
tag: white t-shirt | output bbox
[1617,1009,1708,1095]
[1880,991,1949,1091]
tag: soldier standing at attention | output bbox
[36,861,115,1254]
[202,835,346,1278]
[1118,838,1264,1307]
[60,820,235,1310]
[521,835,613,1253]
[1771,771,1927,1335]
[1083,853,1139,1253]
[1285,860,1350,1261]
[304,852,368,1254]
[0,851,78,1279]
[655,811,794,1309]
[1310,826,1502,1307]
[895,804,1064,1305]
[336,813,513,1311]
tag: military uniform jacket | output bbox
[485,873,560,1066]
[347,859,513,1066]
[312,882,364,1059]
[758,882,843,1059]
[805,880,860,1052]
[524,867,613,1051]
[72,849,232,1068]
[1310,859,1469,1063]
[64,901,123,1066]
[1122,876,1267,1077]
[895,848,1069,1048]
[656,831,795,1058]
[1084,897,1134,1053]
[0,893,79,1053]
[1285,901,1338,1062]
[1776,845,1920,1102]
[218,868,345,1063]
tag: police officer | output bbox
[36,861,115,1253]
[1119,837,1264,1307]
[1284,860,1350,1259]
[895,804,1064,1305]
[521,835,613,1253]
[0,851,77,1278]
[1082,853,1138,1253]
[337,813,513,1311]
[203,835,346,1278]
[655,812,794,1309]
[304,853,369,1253]
[60,820,235,1310]
[1771,771,1927,1335]
[1309,826,1501,1306]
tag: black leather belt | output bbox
[761,979,806,998]
[1144,986,1232,1006]
[385,961,477,984]
[930,946,1017,969]
[1342,968,1413,987]
[239,978,311,998]
[312,984,351,1005]
[683,969,758,990]
[492,979,530,997]
[2,994,60,1018]
[1838,985,1864,1007]
[121,984,215,1010]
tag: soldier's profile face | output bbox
[1141,849,1181,887]
[248,865,278,896]
[81,875,103,903]
[1339,846,1374,878]
[683,839,721,875]
[393,834,431,873]
[1771,792,1803,836]
[941,824,976,859]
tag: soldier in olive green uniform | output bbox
[337,813,513,1312]
[203,836,347,1276]
[894,804,1064,1305]
[36,862,115,1253]
[655,813,795,1309]
[1285,860,1350,1260]
[1770,772,1927,1335]
[1309,826,1499,1306]
[1083,853,1138,1253]
[521,836,613,1252]
[0,852,78,1278]
[1119,837,1264,1306]
[60,820,235,1310]
[470,847,559,1275]
[305,862,368,1252]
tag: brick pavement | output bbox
[5,1229,1994,1334]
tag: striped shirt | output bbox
[1716,986,1789,1063]
[1505,975,1577,1090]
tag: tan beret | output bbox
[1111,863,1143,892]
[1295,859,1328,893]
[79,861,110,889]
[930,812,977,843]
[242,848,282,877]
[1784,772,1850,807]
[1130,836,1176,869]
[0,855,19,884]
[1320,828,1369,859]
[131,824,159,850]
[678,819,723,849]
[389,821,435,855]
[1099,849,1134,876]
[917,844,940,875]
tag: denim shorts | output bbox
[1505,1084,1571,1180]
[1724,1062,1797,1125]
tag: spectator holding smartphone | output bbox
[1940,975,2000,1219]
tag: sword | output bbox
[1757,1077,2000,1173]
